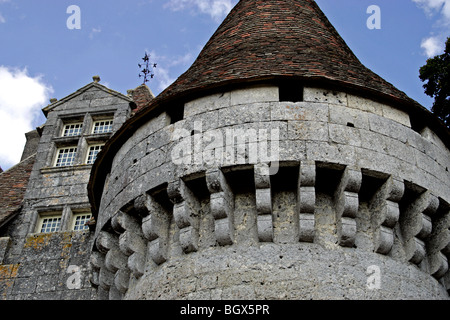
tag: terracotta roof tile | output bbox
[134,0,419,115]
[129,84,155,114]
[0,154,35,228]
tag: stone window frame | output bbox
[85,144,104,165]
[71,212,92,231]
[31,205,92,235]
[35,212,63,234]
[58,114,86,138]
[54,146,78,167]
[92,119,114,134]
[62,122,83,137]
[45,111,116,170]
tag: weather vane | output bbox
[138,52,157,84]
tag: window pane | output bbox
[40,217,61,233]
[63,123,83,137]
[55,147,77,167]
[86,145,103,164]
[93,120,113,134]
[73,214,92,231]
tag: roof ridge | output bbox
[0,152,36,176]
[42,81,132,116]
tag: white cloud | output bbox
[421,36,445,57]
[168,52,194,68]
[412,0,450,20]
[155,66,176,92]
[165,0,236,22]
[0,66,53,169]
[412,0,450,56]
[89,27,102,40]
[146,50,196,92]
[0,0,9,23]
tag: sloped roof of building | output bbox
[0,154,36,229]
[42,77,133,117]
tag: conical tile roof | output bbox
[89,0,450,215]
[145,0,418,111]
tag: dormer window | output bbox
[92,120,113,134]
[62,123,83,137]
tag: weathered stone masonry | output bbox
[0,79,135,300]
[1,0,450,301]
[89,85,450,300]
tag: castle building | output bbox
[1,0,450,300]
[0,77,153,299]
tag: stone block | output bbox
[288,120,329,142]
[329,123,362,147]
[359,128,387,153]
[230,85,278,106]
[36,274,58,293]
[257,215,274,243]
[355,147,398,176]
[347,94,383,116]
[306,141,356,166]
[329,104,370,129]
[381,104,411,127]
[185,92,231,118]
[89,252,105,270]
[218,103,272,127]
[96,231,119,254]
[119,231,147,257]
[298,214,315,243]
[368,113,409,143]
[111,211,141,235]
[128,252,145,278]
[176,109,220,134]
[278,139,306,161]
[271,102,328,122]
[420,127,448,150]
[148,239,167,265]
[0,237,10,264]
[304,87,347,105]
[12,277,37,295]
[98,267,114,290]
[89,97,121,108]
[255,189,272,214]
[384,137,415,164]
[114,269,131,294]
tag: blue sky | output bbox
[0,0,449,170]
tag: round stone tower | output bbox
[88,0,450,300]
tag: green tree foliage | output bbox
[419,37,450,128]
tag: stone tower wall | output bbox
[90,85,450,300]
